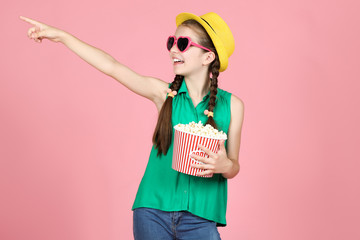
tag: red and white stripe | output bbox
[172,129,220,178]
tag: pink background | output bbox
[1,0,359,239]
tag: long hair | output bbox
[152,20,221,156]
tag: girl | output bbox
[20,12,244,240]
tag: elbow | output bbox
[104,58,119,77]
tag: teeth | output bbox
[173,58,183,63]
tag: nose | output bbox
[169,42,179,53]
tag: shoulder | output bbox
[217,89,244,111]
[230,94,244,112]
[217,87,230,96]
[230,94,245,124]
[216,88,232,104]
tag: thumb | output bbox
[36,29,47,38]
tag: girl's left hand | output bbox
[190,140,233,177]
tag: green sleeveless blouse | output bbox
[132,80,232,226]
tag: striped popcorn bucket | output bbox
[172,128,222,178]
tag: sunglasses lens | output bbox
[177,38,189,52]
[167,37,175,51]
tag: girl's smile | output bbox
[172,56,184,65]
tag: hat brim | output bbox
[176,13,228,72]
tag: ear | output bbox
[202,51,216,67]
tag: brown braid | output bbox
[205,54,220,128]
[152,75,184,155]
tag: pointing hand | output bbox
[20,16,64,43]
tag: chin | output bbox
[173,67,190,76]
[173,68,184,76]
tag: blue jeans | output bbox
[133,207,221,240]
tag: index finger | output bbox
[197,144,215,158]
[19,16,42,26]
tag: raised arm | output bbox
[20,16,168,110]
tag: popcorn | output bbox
[172,121,227,177]
[174,121,227,140]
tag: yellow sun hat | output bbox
[176,12,235,72]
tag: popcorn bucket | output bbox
[172,128,223,178]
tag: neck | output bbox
[184,71,211,100]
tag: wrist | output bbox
[222,158,233,175]
[222,159,239,179]
[59,30,71,44]
[226,158,234,172]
